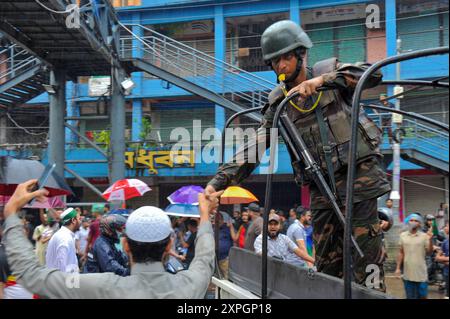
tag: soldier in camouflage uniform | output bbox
[204,20,391,290]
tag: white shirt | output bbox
[254,233,304,267]
[46,226,79,273]
[75,226,89,254]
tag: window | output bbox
[397,0,448,51]
[301,3,372,65]
[154,105,215,146]
[226,13,289,72]
[305,20,367,65]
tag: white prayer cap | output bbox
[125,206,172,243]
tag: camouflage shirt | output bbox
[208,60,391,210]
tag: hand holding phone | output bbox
[29,163,56,205]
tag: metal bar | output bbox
[381,79,448,88]
[221,106,264,163]
[64,123,108,157]
[64,165,104,198]
[110,66,126,183]
[64,115,109,121]
[346,46,449,299]
[49,69,66,178]
[64,159,108,163]
[361,104,449,132]
[61,202,107,206]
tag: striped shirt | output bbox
[254,233,303,266]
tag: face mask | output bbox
[408,222,419,232]
[114,230,123,243]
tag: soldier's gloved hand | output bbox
[198,191,223,222]
[204,184,216,197]
[287,75,324,100]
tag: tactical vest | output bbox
[267,57,382,179]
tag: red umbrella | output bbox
[102,179,151,202]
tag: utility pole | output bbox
[390,38,403,223]
[48,69,66,178]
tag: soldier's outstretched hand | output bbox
[204,184,217,196]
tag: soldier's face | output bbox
[271,51,297,79]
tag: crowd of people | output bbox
[0,187,318,299]
[0,180,448,299]
[0,180,223,298]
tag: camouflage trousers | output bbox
[312,198,386,292]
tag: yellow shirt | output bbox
[399,231,429,282]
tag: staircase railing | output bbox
[119,23,274,110]
[0,43,42,85]
[369,113,449,161]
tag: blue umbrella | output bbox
[108,209,131,218]
[165,203,200,217]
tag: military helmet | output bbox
[261,20,313,62]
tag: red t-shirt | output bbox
[238,225,248,248]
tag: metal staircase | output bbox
[119,23,272,120]
[370,113,449,173]
[0,43,47,108]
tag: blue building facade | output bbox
[3,0,448,213]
